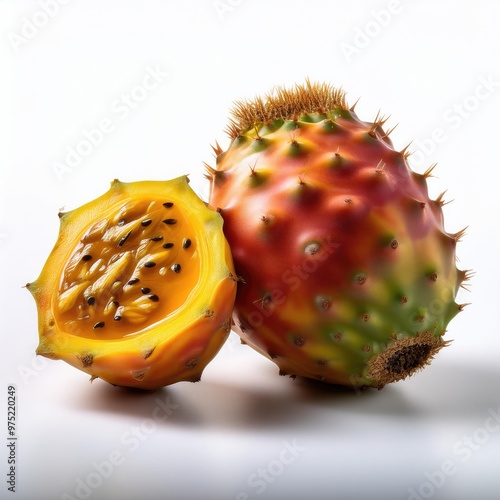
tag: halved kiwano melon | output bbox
[28,176,236,390]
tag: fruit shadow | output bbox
[406,361,500,417]
[68,361,499,431]
[293,360,500,421]
[70,371,409,432]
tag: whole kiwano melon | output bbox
[207,81,470,389]
[28,176,236,390]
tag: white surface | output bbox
[1,1,499,499]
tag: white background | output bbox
[1,1,499,499]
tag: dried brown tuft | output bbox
[365,331,449,389]
[78,353,94,368]
[131,368,150,381]
[226,80,348,138]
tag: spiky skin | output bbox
[208,82,469,389]
[28,176,236,390]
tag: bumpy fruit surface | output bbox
[28,176,236,390]
[208,81,470,389]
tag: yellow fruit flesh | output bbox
[56,198,200,340]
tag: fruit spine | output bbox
[208,81,470,389]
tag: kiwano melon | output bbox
[27,176,236,390]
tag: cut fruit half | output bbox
[28,176,236,390]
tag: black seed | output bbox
[81,254,92,262]
[93,321,105,329]
[144,261,156,268]
[118,230,132,247]
[163,242,174,249]
[171,263,181,273]
[114,315,122,321]
[151,236,163,242]
[86,296,95,306]
[127,278,140,285]
[141,219,152,227]
[182,238,192,249]
[117,219,125,226]
[148,294,159,302]
[162,218,177,225]
[141,287,151,294]
[163,202,174,208]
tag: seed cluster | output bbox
[57,199,196,337]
